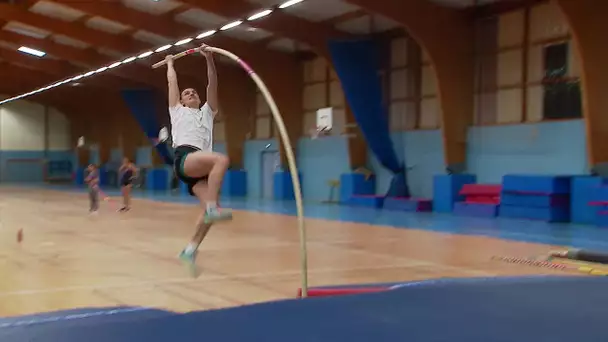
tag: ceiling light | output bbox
[279,0,304,9]
[108,61,121,68]
[71,74,84,81]
[122,56,136,64]
[18,46,46,57]
[83,70,95,77]
[95,66,108,73]
[138,51,153,58]
[196,30,216,39]
[175,38,193,46]
[248,9,272,21]
[220,20,242,31]
[155,45,172,52]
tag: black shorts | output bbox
[174,145,208,196]
[121,171,133,187]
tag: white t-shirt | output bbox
[169,102,216,151]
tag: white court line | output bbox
[0,262,425,297]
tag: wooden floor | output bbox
[0,187,575,317]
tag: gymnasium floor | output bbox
[2,184,606,318]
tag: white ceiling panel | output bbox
[267,37,297,52]
[29,1,87,22]
[372,14,401,32]
[132,30,173,46]
[174,8,228,30]
[336,15,371,34]
[121,0,184,15]
[2,21,51,39]
[51,35,90,49]
[336,14,401,34]
[0,41,21,50]
[221,26,273,42]
[282,0,359,22]
[86,17,132,34]
[97,47,125,59]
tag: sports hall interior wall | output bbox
[237,1,585,200]
[0,1,589,203]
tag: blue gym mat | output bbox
[2,276,607,341]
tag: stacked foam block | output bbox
[432,174,477,213]
[589,181,608,227]
[571,176,602,225]
[499,175,571,222]
[383,197,433,212]
[340,173,385,208]
[453,184,501,217]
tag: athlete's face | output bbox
[181,88,201,109]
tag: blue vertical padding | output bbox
[570,177,601,224]
[146,167,170,191]
[328,39,409,198]
[273,171,302,200]
[433,174,477,213]
[222,170,247,197]
[75,167,85,185]
[339,173,376,203]
[98,166,108,186]
[120,89,172,165]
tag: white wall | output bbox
[0,100,45,151]
[48,107,71,150]
[0,98,71,151]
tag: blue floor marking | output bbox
[13,184,608,251]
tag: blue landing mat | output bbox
[3,276,608,342]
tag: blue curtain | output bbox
[120,89,173,165]
[328,39,410,197]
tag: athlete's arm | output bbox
[201,45,218,115]
[166,55,180,108]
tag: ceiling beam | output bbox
[179,0,353,52]
[0,47,75,76]
[46,0,297,67]
[0,45,144,91]
[0,4,148,54]
[0,28,154,89]
[0,4,216,94]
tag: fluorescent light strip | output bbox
[220,20,242,31]
[155,45,172,52]
[279,0,303,8]
[18,46,46,57]
[175,38,193,46]
[248,9,272,21]
[138,51,153,58]
[0,0,308,106]
[196,30,216,39]
[122,56,136,63]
